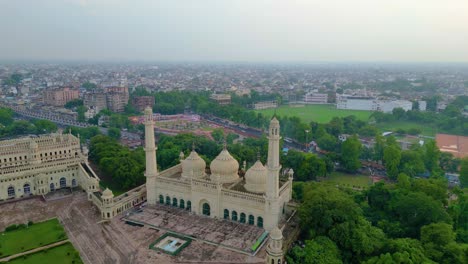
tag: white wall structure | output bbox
[0,132,100,201]
[336,94,413,113]
[303,92,328,104]
[418,101,427,111]
[144,107,292,231]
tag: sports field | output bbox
[324,171,371,189]
[7,243,82,264]
[0,218,67,257]
[256,104,372,124]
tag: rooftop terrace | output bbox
[124,204,266,254]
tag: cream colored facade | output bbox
[0,133,100,201]
[143,107,293,232]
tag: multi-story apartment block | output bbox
[83,92,107,112]
[43,87,79,107]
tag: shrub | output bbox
[27,220,34,226]
[5,224,18,232]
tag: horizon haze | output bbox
[1,0,467,63]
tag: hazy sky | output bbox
[1,0,467,62]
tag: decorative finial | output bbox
[257,151,261,161]
[223,137,227,150]
[192,141,195,151]
[69,128,71,134]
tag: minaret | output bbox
[265,117,281,230]
[266,226,284,264]
[144,107,158,205]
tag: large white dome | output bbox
[244,160,267,193]
[210,148,239,183]
[181,150,206,179]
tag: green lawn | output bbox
[324,172,371,188]
[7,243,82,264]
[375,121,437,137]
[0,218,67,257]
[256,104,372,124]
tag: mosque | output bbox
[143,107,294,232]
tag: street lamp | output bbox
[305,130,310,151]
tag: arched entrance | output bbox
[59,177,66,188]
[23,183,31,195]
[232,211,238,221]
[248,215,255,225]
[201,202,210,216]
[7,186,15,198]
[159,195,164,204]
[179,199,185,209]
[72,179,77,187]
[224,209,229,219]
[240,213,246,223]
[187,201,191,211]
[50,183,55,192]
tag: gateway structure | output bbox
[144,107,293,231]
[0,132,100,201]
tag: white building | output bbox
[336,95,379,111]
[303,92,328,104]
[252,101,278,110]
[418,100,427,111]
[0,133,100,201]
[336,94,413,113]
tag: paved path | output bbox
[0,239,70,262]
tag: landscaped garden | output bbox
[0,218,67,258]
[6,243,82,264]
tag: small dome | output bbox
[244,160,267,193]
[102,188,114,198]
[210,148,239,183]
[270,226,283,240]
[270,116,280,125]
[181,151,206,179]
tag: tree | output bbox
[33,119,57,134]
[107,127,121,140]
[364,238,432,264]
[399,150,425,177]
[423,140,441,174]
[0,108,14,126]
[340,135,362,172]
[211,128,225,144]
[460,158,468,188]
[64,99,83,109]
[77,105,86,122]
[397,173,411,189]
[384,145,401,180]
[389,192,451,238]
[392,107,406,120]
[420,222,466,264]
[287,237,342,264]
[317,133,338,152]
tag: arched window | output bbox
[224,209,229,219]
[232,211,238,221]
[202,203,210,216]
[159,195,164,204]
[72,179,77,187]
[248,215,255,225]
[7,186,15,198]
[59,177,66,188]
[165,196,171,205]
[257,217,263,228]
[172,197,178,207]
[50,183,55,192]
[240,213,246,223]
[179,199,185,209]
[187,201,191,211]
[23,184,31,195]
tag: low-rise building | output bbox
[303,92,328,104]
[131,96,155,112]
[252,101,278,110]
[210,93,231,105]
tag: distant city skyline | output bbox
[1,0,467,62]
